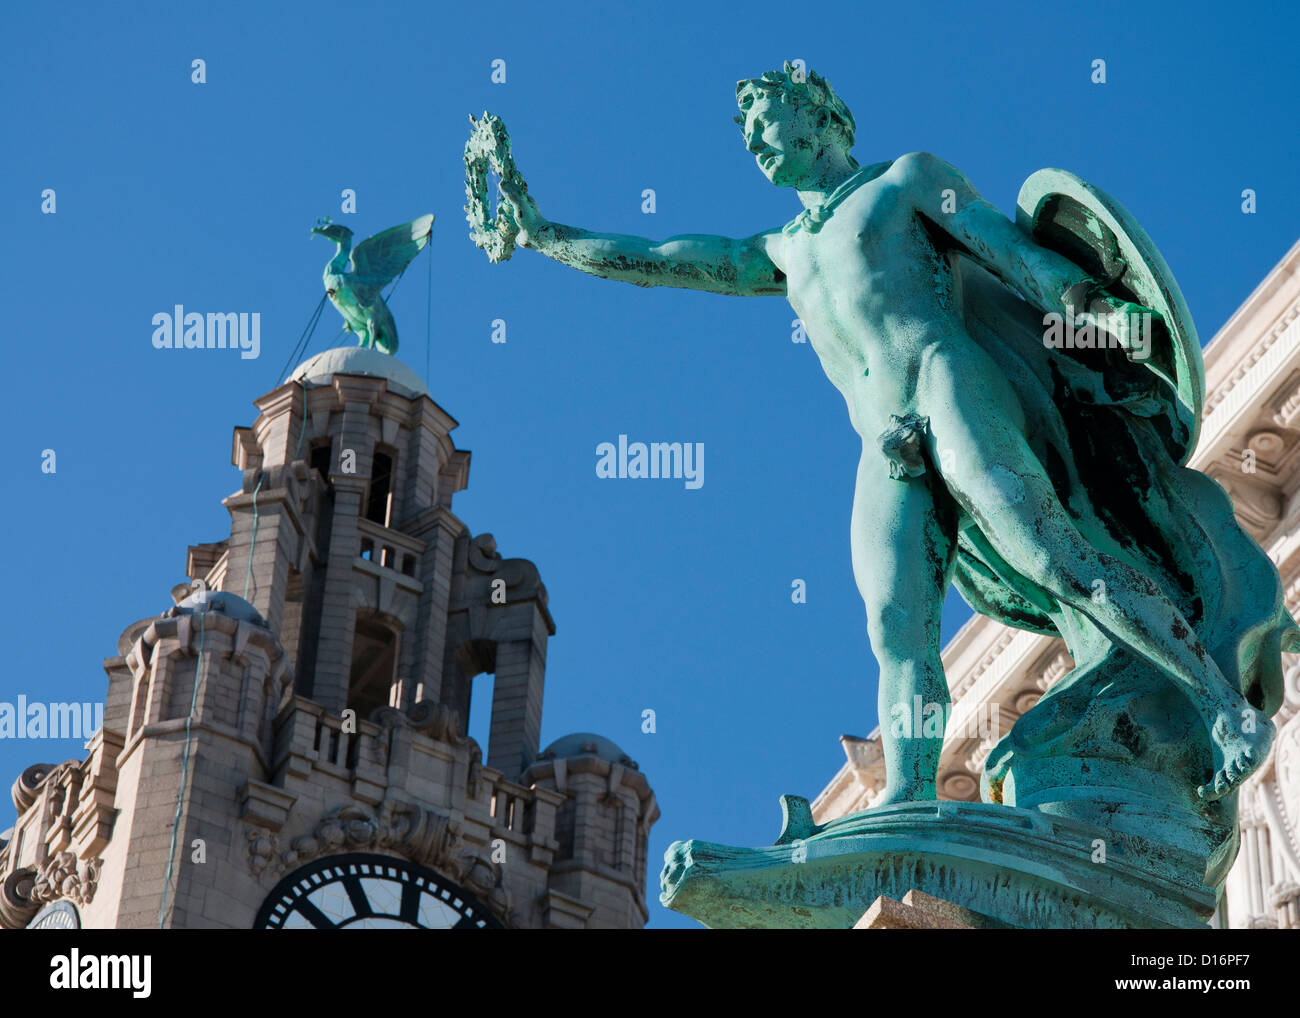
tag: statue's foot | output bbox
[1198,709,1275,802]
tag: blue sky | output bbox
[4,1,1298,928]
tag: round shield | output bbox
[1017,169,1205,464]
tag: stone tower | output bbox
[0,347,658,930]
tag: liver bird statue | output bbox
[311,214,434,355]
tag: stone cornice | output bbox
[1203,238,1300,398]
[524,753,657,810]
[1197,306,1300,464]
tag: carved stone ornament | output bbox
[248,800,472,885]
[0,868,39,929]
[11,762,57,815]
[31,851,103,907]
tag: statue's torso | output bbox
[776,163,967,440]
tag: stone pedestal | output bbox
[855,889,983,929]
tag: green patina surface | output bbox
[312,214,433,355]
[468,62,1298,928]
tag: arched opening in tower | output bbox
[348,615,399,720]
[365,450,394,527]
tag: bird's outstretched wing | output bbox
[350,214,435,306]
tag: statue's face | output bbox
[739,94,826,187]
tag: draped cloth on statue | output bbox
[938,173,1297,877]
[949,172,1294,720]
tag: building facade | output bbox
[0,347,658,929]
[814,239,1300,929]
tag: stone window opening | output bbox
[348,616,400,722]
[365,449,395,527]
[309,441,333,485]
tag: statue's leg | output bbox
[922,347,1271,801]
[850,443,959,805]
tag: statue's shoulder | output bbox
[892,150,941,171]
[890,151,962,186]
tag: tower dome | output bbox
[539,733,638,768]
[289,346,428,398]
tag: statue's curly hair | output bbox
[735,62,856,151]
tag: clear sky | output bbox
[4,0,1298,928]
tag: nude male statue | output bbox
[490,65,1273,805]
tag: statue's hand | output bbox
[497,173,546,249]
[1085,293,1166,354]
[1064,277,1165,357]
[465,112,542,262]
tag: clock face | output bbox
[28,900,80,930]
[255,853,501,929]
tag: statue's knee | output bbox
[867,601,922,660]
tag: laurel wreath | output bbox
[464,112,524,263]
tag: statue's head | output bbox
[312,217,354,243]
[735,63,856,187]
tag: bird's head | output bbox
[312,217,354,244]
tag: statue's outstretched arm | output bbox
[533,223,786,297]
[898,152,1092,317]
[499,174,786,297]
